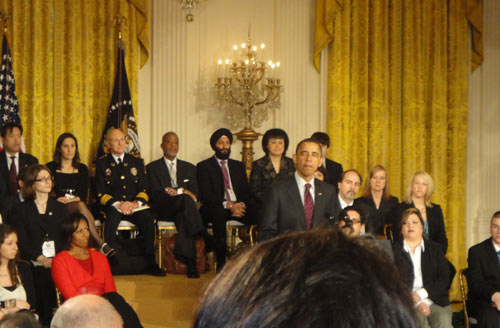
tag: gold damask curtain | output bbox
[0,0,149,165]
[315,0,470,299]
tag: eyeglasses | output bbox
[74,228,89,234]
[35,177,53,183]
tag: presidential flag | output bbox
[97,46,141,158]
[0,34,24,151]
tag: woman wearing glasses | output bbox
[46,133,114,256]
[10,164,67,325]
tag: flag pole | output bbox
[113,15,127,136]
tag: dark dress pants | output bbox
[469,299,500,328]
[153,193,204,260]
[32,266,57,326]
[104,207,156,261]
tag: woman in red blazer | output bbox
[52,213,142,328]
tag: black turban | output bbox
[210,128,233,150]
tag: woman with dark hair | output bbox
[0,224,36,320]
[249,128,295,211]
[354,165,398,236]
[195,229,419,328]
[51,213,142,328]
[392,208,453,328]
[10,164,67,325]
[393,171,448,252]
[46,133,114,256]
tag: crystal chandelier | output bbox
[215,36,282,131]
[179,0,200,22]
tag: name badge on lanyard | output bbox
[42,234,55,258]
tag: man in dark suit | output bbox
[258,138,339,242]
[147,131,212,278]
[0,122,38,220]
[94,128,165,276]
[311,132,343,187]
[467,211,500,327]
[197,128,252,271]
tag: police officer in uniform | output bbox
[94,128,165,276]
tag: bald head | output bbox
[51,295,122,328]
[161,132,179,160]
[106,129,126,156]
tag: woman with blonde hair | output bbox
[354,165,398,236]
[393,171,447,253]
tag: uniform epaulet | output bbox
[98,154,108,160]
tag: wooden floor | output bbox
[115,271,216,328]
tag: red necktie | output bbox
[304,183,314,229]
[220,160,231,201]
[9,156,17,195]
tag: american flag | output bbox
[97,46,141,158]
[0,34,24,151]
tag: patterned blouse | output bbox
[249,155,295,207]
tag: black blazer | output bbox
[393,238,451,307]
[10,198,67,261]
[46,162,90,201]
[467,238,500,316]
[196,156,250,210]
[18,260,37,309]
[324,158,343,187]
[258,176,339,242]
[146,157,199,204]
[354,195,399,236]
[0,150,38,197]
[93,153,149,207]
[393,202,448,253]
[249,155,295,207]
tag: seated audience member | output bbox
[93,128,165,276]
[354,165,399,236]
[314,165,327,181]
[194,228,419,328]
[0,123,38,220]
[10,164,67,325]
[51,294,123,328]
[0,225,36,319]
[52,213,141,328]
[337,206,365,237]
[334,169,362,218]
[249,128,295,214]
[467,210,500,327]
[46,133,114,256]
[393,208,453,328]
[197,128,252,271]
[257,139,339,242]
[310,132,343,187]
[394,171,448,253]
[0,311,41,328]
[147,132,213,278]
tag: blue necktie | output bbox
[497,250,500,265]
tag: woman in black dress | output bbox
[46,133,114,256]
[249,129,295,213]
[10,164,67,325]
[354,165,398,236]
[393,171,448,253]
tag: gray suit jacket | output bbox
[258,175,339,241]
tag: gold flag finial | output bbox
[0,13,11,34]
[113,14,127,49]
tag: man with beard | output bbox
[334,169,362,218]
[147,131,213,278]
[196,128,251,271]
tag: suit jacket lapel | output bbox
[0,151,9,180]
[159,159,173,188]
[312,180,325,227]
[485,238,500,277]
[210,157,224,196]
[286,178,307,230]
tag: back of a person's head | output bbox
[0,312,41,328]
[195,229,418,328]
[51,295,122,328]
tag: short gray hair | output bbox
[51,295,123,328]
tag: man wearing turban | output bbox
[196,128,252,271]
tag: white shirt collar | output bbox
[403,239,425,253]
[492,239,500,253]
[5,152,18,160]
[338,194,353,209]
[164,157,177,166]
[111,153,125,164]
